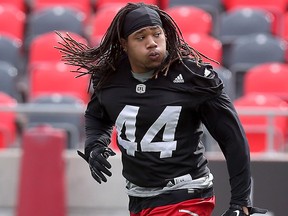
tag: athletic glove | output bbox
[77,146,116,184]
[221,204,268,216]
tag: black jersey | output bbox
[85,58,251,206]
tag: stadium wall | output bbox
[0,149,287,216]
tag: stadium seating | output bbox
[183,33,223,67]
[0,0,27,12]
[25,6,86,50]
[222,0,287,13]
[158,0,169,10]
[0,61,20,101]
[0,35,23,71]
[28,31,88,68]
[25,94,85,148]
[0,92,17,148]
[244,63,288,103]
[0,5,26,42]
[110,127,119,151]
[29,62,90,103]
[166,6,213,35]
[89,4,123,46]
[222,0,286,36]
[167,0,224,35]
[281,11,288,41]
[1,0,288,153]
[223,34,287,98]
[219,8,273,45]
[168,0,223,10]
[234,93,288,152]
[225,34,286,70]
[30,0,92,18]
[214,66,236,101]
[94,0,158,10]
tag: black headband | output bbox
[122,6,162,38]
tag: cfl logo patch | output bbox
[136,84,146,94]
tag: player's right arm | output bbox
[78,92,115,183]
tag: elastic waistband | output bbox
[129,187,214,213]
[164,173,213,188]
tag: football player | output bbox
[56,3,267,216]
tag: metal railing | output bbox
[236,107,288,153]
[0,104,288,152]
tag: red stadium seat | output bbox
[167,0,223,35]
[0,125,6,148]
[281,11,288,42]
[0,92,17,148]
[166,6,213,35]
[158,0,169,9]
[28,31,88,68]
[94,0,159,10]
[110,127,119,152]
[234,93,288,152]
[29,62,90,103]
[183,33,223,67]
[0,0,26,12]
[223,0,287,13]
[89,4,123,46]
[0,5,26,41]
[244,63,288,103]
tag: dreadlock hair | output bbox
[55,2,218,90]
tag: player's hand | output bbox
[77,147,116,184]
[221,204,268,216]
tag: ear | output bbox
[120,38,127,52]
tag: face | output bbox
[121,26,167,73]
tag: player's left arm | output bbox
[198,92,267,215]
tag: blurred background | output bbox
[0,0,288,215]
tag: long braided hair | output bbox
[55,2,217,90]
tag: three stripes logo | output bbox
[173,74,184,83]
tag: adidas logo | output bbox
[173,74,184,83]
[166,181,175,187]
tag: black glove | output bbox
[221,204,268,216]
[77,146,116,184]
